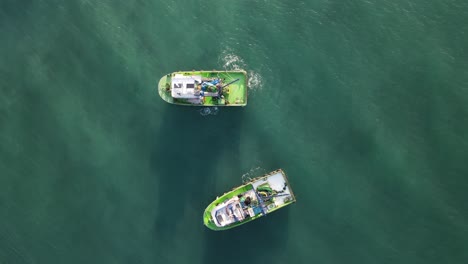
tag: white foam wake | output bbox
[219,50,246,70]
[219,49,264,91]
[247,71,263,91]
[241,167,268,183]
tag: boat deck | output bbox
[204,169,296,230]
[158,70,247,106]
[251,170,295,210]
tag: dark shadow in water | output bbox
[150,104,245,254]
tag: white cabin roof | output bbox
[171,74,202,99]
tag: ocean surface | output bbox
[1,0,468,263]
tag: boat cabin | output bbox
[211,188,262,227]
[171,74,202,99]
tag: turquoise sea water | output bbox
[1,0,468,263]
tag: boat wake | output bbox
[247,71,263,92]
[219,49,264,92]
[199,107,219,116]
[241,167,267,183]
[220,51,245,70]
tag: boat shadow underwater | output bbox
[149,104,245,247]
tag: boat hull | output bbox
[158,70,247,106]
[203,169,296,231]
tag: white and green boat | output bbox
[157,70,247,106]
[203,169,296,231]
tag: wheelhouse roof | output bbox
[171,74,202,98]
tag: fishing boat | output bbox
[203,169,296,231]
[157,70,247,106]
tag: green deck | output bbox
[203,169,296,231]
[157,70,247,106]
[203,184,262,231]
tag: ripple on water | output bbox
[219,49,264,92]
